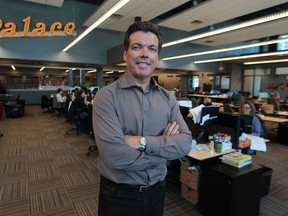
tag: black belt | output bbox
[101,175,164,193]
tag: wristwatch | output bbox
[139,137,146,151]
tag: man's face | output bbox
[123,31,159,79]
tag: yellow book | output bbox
[222,152,252,163]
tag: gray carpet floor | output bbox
[0,105,287,216]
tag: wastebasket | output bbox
[259,165,273,197]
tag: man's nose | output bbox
[140,46,149,57]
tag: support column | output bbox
[80,69,85,86]
[68,69,73,87]
[96,67,104,89]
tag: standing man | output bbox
[93,21,192,216]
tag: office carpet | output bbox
[0,105,287,216]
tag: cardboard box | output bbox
[180,163,199,190]
[181,183,198,205]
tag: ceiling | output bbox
[4,0,288,71]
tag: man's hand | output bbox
[124,122,180,150]
[163,122,179,136]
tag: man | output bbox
[93,21,192,216]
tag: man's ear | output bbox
[123,50,127,62]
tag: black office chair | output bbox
[5,99,25,118]
[87,104,98,156]
[223,103,234,113]
[191,98,198,108]
[232,94,245,107]
[267,98,280,112]
[41,95,53,114]
[66,101,89,135]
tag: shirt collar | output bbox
[119,72,160,90]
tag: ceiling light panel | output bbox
[158,0,288,32]
[84,0,189,31]
[24,0,64,7]
[192,17,288,47]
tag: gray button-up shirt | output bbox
[93,72,192,186]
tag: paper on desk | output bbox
[177,100,192,108]
[246,134,267,152]
[189,104,205,124]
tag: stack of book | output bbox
[221,152,252,168]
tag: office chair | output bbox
[267,98,280,111]
[223,103,234,113]
[5,99,25,118]
[66,102,89,136]
[66,108,82,135]
[191,98,198,108]
[232,94,245,107]
[41,95,53,114]
[87,104,98,156]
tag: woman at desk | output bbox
[239,101,262,137]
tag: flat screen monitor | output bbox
[204,112,240,149]
[87,86,99,92]
[210,89,221,95]
[203,83,212,92]
[184,105,220,141]
[239,114,253,134]
[258,92,269,99]
[199,105,220,126]
[238,91,250,98]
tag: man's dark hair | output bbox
[124,21,162,53]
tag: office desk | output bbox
[187,148,235,161]
[260,115,288,123]
[181,147,236,205]
[201,163,263,216]
[187,94,231,104]
[274,111,288,117]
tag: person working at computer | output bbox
[272,91,280,102]
[92,21,192,216]
[284,95,288,105]
[55,88,66,116]
[56,88,66,103]
[239,101,262,137]
[73,89,88,118]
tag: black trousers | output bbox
[98,176,166,216]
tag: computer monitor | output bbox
[184,105,220,142]
[204,112,240,149]
[87,86,99,92]
[238,91,251,98]
[210,89,221,95]
[203,83,212,92]
[239,114,253,134]
[258,92,269,99]
[227,90,238,97]
[199,105,220,126]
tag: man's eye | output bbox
[149,47,157,53]
[132,45,141,50]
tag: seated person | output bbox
[56,88,66,104]
[73,89,89,129]
[239,101,263,150]
[56,88,66,115]
[284,95,288,105]
[272,91,280,102]
[239,101,262,137]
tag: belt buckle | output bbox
[139,185,150,192]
